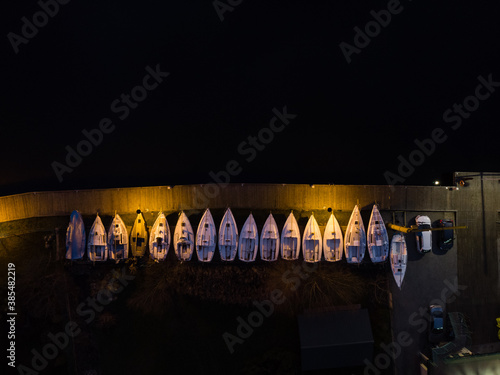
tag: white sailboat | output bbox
[281,211,301,260]
[219,208,239,261]
[367,205,389,263]
[344,205,366,264]
[302,214,322,262]
[390,233,407,289]
[239,213,258,262]
[88,213,107,261]
[196,208,216,262]
[260,213,280,261]
[108,213,128,260]
[323,213,343,262]
[149,211,170,261]
[66,210,86,260]
[174,211,195,261]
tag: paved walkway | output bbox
[389,210,458,375]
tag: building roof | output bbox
[298,308,374,371]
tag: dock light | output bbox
[434,181,440,185]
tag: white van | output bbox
[415,215,432,253]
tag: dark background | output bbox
[2,0,499,195]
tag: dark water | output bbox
[2,2,499,197]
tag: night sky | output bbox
[2,0,499,195]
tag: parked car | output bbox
[437,219,454,251]
[415,215,432,253]
[429,304,445,343]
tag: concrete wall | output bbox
[0,183,463,223]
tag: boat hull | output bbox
[390,233,407,289]
[130,212,148,257]
[302,214,322,262]
[196,209,216,262]
[149,212,170,261]
[281,212,301,260]
[219,208,239,261]
[88,214,108,261]
[344,205,366,264]
[323,213,343,262]
[367,205,389,263]
[239,213,258,262]
[260,213,280,261]
[108,214,129,260]
[174,211,194,261]
[66,210,86,260]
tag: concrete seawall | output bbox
[0,183,460,223]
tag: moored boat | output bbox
[281,211,300,260]
[174,211,195,261]
[323,213,343,262]
[66,210,86,260]
[219,208,239,261]
[239,213,258,262]
[260,213,280,261]
[367,205,389,263]
[302,214,322,262]
[344,205,366,264]
[390,233,407,289]
[196,208,216,262]
[88,213,107,261]
[130,211,148,257]
[108,213,129,260]
[149,211,170,261]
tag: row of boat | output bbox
[65,205,408,288]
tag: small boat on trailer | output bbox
[219,208,239,261]
[367,205,389,263]
[88,214,107,261]
[281,211,300,260]
[108,213,129,260]
[149,211,170,261]
[323,213,343,262]
[196,209,216,262]
[66,210,86,260]
[239,213,258,262]
[390,233,407,289]
[302,214,322,262]
[344,205,366,264]
[174,211,195,261]
[130,211,148,257]
[260,213,280,261]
